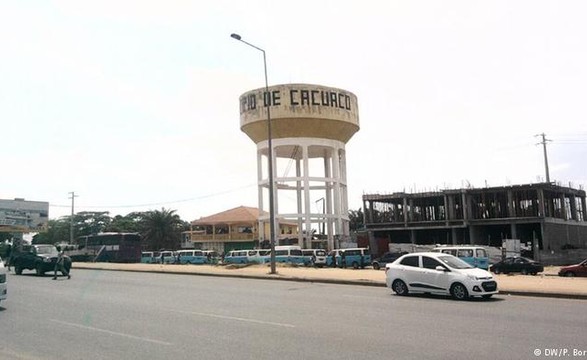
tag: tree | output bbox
[141,208,186,250]
[32,219,70,244]
[106,212,146,233]
[73,211,112,237]
[348,208,364,232]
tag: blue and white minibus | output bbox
[327,248,371,269]
[432,246,489,270]
[273,246,304,265]
[224,249,270,264]
[301,249,328,267]
[176,250,207,264]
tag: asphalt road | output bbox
[1,269,585,360]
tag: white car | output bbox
[385,252,498,300]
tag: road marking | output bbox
[49,319,173,346]
[167,309,295,328]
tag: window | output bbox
[422,256,442,269]
[441,249,457,256]
[476,249,487,258]
[400,256,419,267]
[458,249,473,257]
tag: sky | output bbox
[1,0,586,222]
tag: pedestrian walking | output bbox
[340,250,346,268]
[53,246,70,280]
[330,251,337,268]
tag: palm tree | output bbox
[141,208,185,250]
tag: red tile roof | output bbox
[191,206,265,225]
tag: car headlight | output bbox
[467,274,480,281]
[43,257,51,263]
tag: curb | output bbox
[73,265,586,300]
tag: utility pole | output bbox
[68,192,78,243]
[535,133,551,183]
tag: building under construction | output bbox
[362,183,587,264]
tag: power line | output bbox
[49,183,257,210]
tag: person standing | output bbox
[53,246,70,280]
[5,244,11,271]
[340,250,346,268]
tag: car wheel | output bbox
[450,283,469,301]
[521,268,528,275]
[493,268,500,275]
[373,262,380,270]
[531,272,538,276]
[15,265,23,275]
[392,280,409,296]
[482,294,493,299]
[36,263,44,276]
[352,261,359,270]
[564,272,576,277]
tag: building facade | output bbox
[181,206,299,253]
[0,198,49,233]
[362,183,587,265]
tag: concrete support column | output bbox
[444,195,449,224]
[302,145,312,248]
[581,195,587,222]
[257,150,265,242]
[462,192,469,222]
[325,148,334,249]
[510,223,518,240]
[451,228,458,245]
[560,194,568,220]
[296,158,304,246]
[569,195,577,221]
[403,197,408,225]
[332,147,342,249]
[507,190,515,218]
[537,189,546,218]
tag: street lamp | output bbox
[231,33,277,274]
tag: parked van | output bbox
[301,249,328,267]
[203,250,220,264]
[158,250,176,264]
[432,246,489,270]
[326,248,371,269]
[273,246,304,265]
[176,250,206,265]
[0,256,7,305]
[141,251,155,264]
[224,249,270,265]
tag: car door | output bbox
[397,255,424,290]
[513,257,526,273]
[420,256,451,293]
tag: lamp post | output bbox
[231,33,277,274]
[315,197,325,236]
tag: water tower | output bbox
[239,84,360,250]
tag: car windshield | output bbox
[35,245,57,255]
[437,255,474,269]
